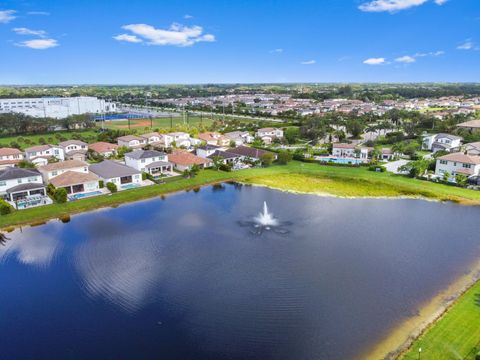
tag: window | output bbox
[462,164,471,169]
[52,171,58,176]
[17,179,23,184]
[439,160,448,165]
[0,181,6,186]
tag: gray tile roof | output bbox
[125,149,166,160]
[207,150,241,160]
[0,167,41,181]
[89,160,140,179]
[6,182,46,193]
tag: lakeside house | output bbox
[49,171,100,196]
[198,132,231,146]
[59,140,88,161]
[435,152,480,181]
[168,150,212,171]
[255,128,284,144]
[464,142,480,156]
[228,146,275,161]
[117,135,147,149]
[38,159,89,182]
[0,167,48,205]
[224,131,254,146]
[207,150,242,164]
[422,133,462,153]
[0,148,24,169]
[88,142,119,158]
[90,160,142,190]
[24,144,65,166]
[332,143,371,160]
[124,149,173,176]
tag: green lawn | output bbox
[1,161,480,229]
[0,130,99,150]
[402,281,480,360]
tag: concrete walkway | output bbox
[384,159,410,174]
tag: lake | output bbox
[1,183,480,359]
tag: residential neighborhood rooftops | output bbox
[207,150,241,160]
[434,133,463,140]
[125,149,166,159]
[198,132,229,141]
[457,120,480,129]
[59,139,88,147]
[229,146,272,159]
[258,127,276,132]
[0,148,23,156]
[89,160,140,178]
[438,152,480,165]
[117,135,143,141]
[197,144,220,151]
[0,167,40,181]
[24,144,55,152]
[140,132,160,139]
[49,171,99,188]
[89,142,118,153]
[39,159,88,172]
[168,150,211,166]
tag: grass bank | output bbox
[0,130,98,149]
[1,161,480,229]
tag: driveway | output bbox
[384,159,410,174]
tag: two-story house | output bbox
[24,144,65,166]
[140,132,162,146]
[38,159,89,182]
[167,132,201,148]
[422,133,463,153]
[465,142,480,156]
[255,128,284,144]
[225,131,254,146]
[0,167,47,203]
[0,148,24,169]
[197,132,231,147]
[196,145,221,159]
[435,152,480,181]
[117,135,147,149]
[59,140,88,161]
[124,149,172,175]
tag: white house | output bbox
[24,144,65,165]
[255,128,284,144]
[117,135,147,149]
[0,148,24,169]
[465,142,480,156]
[332,143,356,157]
[422,133,462,153]
[166,132,200,148]
[38,159,89,182]
[49,171,100,196]
[89,160,142,190]
[59,140,88,161]
[435,152,480,180]
[140,132,162,146]
[225,131,254,146]
[124,149,172,175]
[196,145,221,159]
[0,167,47,203]
[197,132,231,146]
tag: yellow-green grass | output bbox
[402,280,480,360]
[0,130,98,150]
[1,161,480,229]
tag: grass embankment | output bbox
[402,280,480,360]
[0,130,98,149]
[1,161,480,229]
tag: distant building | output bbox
[465,142,480,156]
[0,96,116,119]
[117,135,146,149]
[0,148,24,169]
[88,142,118,158]
[422,133,462,153]
[197,132,231,147]
[224,131,254,146]
[457,120,480,131]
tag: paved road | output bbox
[384,159,410,174]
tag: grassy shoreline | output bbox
[1,161,480,229]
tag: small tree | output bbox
[261,153,275,167]
[191,164,200,176]
[0,199,14,215]
[277,151,292,165]
[455,174,468,187]
[211,156,224,171]
[106,182,117,193]
[54,188,68,203]
[99,180,104,189]
[442,171,451,183]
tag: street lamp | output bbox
[418,347,422,360]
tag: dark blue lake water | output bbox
[1,183,480,360]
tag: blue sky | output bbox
[0,0,478,84]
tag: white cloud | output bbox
[457,40,475,50]
[116,23,215,47]
[358,0,447,13]
[363,57,386,65]
[395,55,416,63]
[27,11,50,16]
[13,27,47,37]
[414,50,445,57]
[16,38,58,49]
[300,60,316,65]
[270,48,283,53]
[184,14,193,19]
[0,10,16,23]
[113,34,142,43]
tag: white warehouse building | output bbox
[0,96,116,119]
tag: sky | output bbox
[0,0,478,84]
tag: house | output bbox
[117,135,147,149]
[457,120,480,132]
[435,152,480,180]
[166,132,201,148]
[381,148,396,161]
[255,128,284,144]
[465,142,480,156]
[38,160,89,182]
[0,167,47,203]
[24,144,65,166]
[197,132,231,146]
[207,150,242,164]
[332,143,356,158]
[124,149,172,175]
[89,160,142,190]
[88,142,119,158]
[0,148,24,169]
[422,133,462,153]
[140,132,162,146]
[224,131,254,146]
[229,146,275,161]
[59,140,88,161]
[196,145,221,159]
[168,150,212,171]
[49,171,100,196]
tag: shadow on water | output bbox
[0,233,10,246]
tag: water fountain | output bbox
[254,201,279,228]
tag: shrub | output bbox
[277,151,293,165]
[368,165,386,172]
[99,180,104,189]
[0,199,14,215]
[219,163,232,172]
[46,183,56,197]
[54,188,68,203]
[106,182,117,193]
[260,153,275,167]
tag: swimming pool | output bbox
[316,157,363,165]
[121,183,141,190]
[69,191,102,200]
